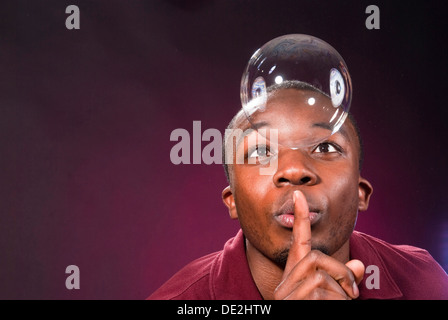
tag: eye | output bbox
[248,145,272,159]
[313,142,339,154]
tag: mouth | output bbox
[274,198,322,229]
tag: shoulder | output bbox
[147,251,221,300]
[352,231,433,262]
[147,230,260,300]
[351,231,448,299]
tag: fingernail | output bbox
[293,190,299,203]
[352,282,359,297]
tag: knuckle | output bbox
[308,250,322,265]
[313,270,326,286]
[339,268,355,286]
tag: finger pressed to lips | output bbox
[276,190,360,300]
[282,190,312,277]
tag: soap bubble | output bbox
[240,34,352,149]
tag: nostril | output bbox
[273,165,317,187]
[278,177,289,184]
[300,176,311,184]
[276,176,312,185]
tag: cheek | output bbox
[232,167,279,249]
[233,167,270,221]
[335,176,359,206]
[324,170,360,231]
[324,165,359,204]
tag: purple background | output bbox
[0,0,447,299]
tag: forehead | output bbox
[233,88,357,146]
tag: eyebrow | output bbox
[233,120,350,149]
[245,121,269,131]
[312,122,351,142]
[235,121,269,147]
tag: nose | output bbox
[273,149,318,187]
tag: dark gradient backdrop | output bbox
[0,0,447,299]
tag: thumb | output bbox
[345,259,365,285]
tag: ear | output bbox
[222,186,238,220]
[358,177,373,212]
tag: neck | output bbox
[245,238,350,300]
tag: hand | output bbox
[273,190,365,300]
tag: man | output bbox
[149,33,448,299]
[149,81,448,299]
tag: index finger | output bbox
[283,190,311,277]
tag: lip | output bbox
[275,212,322,229]
[274,198,322,229]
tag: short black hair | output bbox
[222,82,364,184]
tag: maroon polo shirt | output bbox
[148,230,448,300]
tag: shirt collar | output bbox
[350,231,403,299]
[210,229,263,300]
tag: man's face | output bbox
[223,88,372,266]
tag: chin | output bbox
[311,245,330,256]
